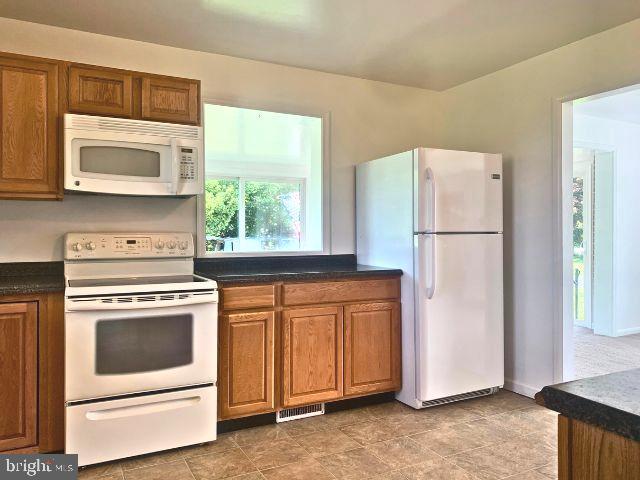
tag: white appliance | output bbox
[64,232,218,466]
[356,148,504,409]
[64,114,203,196]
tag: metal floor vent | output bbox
[421,387,499,408]
[276,403,325,423]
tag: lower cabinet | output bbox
[344,302,401,396]
[282,306,343,407]
[219,311,275,419]
[0,302,38,451]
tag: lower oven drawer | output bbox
[66,385,217,466]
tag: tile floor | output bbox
[78,390,558,480]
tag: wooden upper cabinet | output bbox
[141,76,199,125]
[0,302,38,451]
[0,54,60,199]
[219,311,275,419]
[68,66,133,117]
[344,302,401,396]
[282,306,343,407]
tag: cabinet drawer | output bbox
[282,278,400,306]
[221,285,276,311]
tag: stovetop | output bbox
[67,275,210,288]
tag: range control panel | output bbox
[65,233,194,259]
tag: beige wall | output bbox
[0,17,436,261]
[431,19,640,395]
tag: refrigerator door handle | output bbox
[426,234,436,299]
[426,167,435,232]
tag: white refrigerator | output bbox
[356,148,504,409]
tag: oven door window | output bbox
[95,314,193,374]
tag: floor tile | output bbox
[410,418,517,456]
[340,420,400,445]
[83,474,123,480]
[400,457,476,480]
[120,449,184,470]
[425,403,483,427]
[261,458,334,480]
[317,447,392,479]
[315,408,378,430]
[227,473,264,480]
[78,462,123,479]
[486,407,557,437]
[182,435,238,458]
[364,401,414,419]
[504,471,551,480]
[295,428,361,457]
[227,425,291,447]
[366,437,440,470]
[458,391,536,417]
[371,471,407,480]
[240,438,309,470]
[535,461,558,479]
[383,412,444,437]
[278,418,321,437]
[123,460,194,480]
[186,449,257,480]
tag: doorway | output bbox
[561,84,640,381]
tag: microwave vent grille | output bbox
[67,114,201,140]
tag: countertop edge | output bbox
[196,267,403,284]
[538,385,640,442]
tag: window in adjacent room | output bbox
[202,103,324,254]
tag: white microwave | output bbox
[64,114,203,196]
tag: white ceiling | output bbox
[574,87,640,124]
[1,0,639,90]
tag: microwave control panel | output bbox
[65,232,194,259]
[179,147,197,181]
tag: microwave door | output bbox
[66,138,175,195]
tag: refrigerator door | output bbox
[415,148,503,233]
[415,233,504,402]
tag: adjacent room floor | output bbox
[78,390,558,480]
[574,326,640,379]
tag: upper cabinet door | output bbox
[0,55,60,199]
[0,302,37,451]
[282,306,343,407]
[68,66,134,118]
[141,76,199,125]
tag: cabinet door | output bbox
[344,302,401,396]
[0,302,37,451]
[0,56,60,199]
[282,306,343,407]
[68,66,133,117]
[141,76,199,125]
[219,311,275,419]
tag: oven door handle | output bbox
[65,292,218,311]
[86,396,202,421]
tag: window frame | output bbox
[197,98,331,257]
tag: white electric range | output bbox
[63,232,218,467]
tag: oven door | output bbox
[65,299,217,402]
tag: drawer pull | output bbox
[86,396,201,420]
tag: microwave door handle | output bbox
[169,138,179,195]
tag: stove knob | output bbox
[71,242,83,252]
[155,240,165,249]
[167,240,177,249]
[179,241,188,250]
[85,242,96,251]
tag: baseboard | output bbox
[615,326,640,336]
[503,379,540,398]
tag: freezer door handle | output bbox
[426,167,435,233]
[426,234,436,299]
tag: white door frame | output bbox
[572,153,594,330]
[552,81,640,383]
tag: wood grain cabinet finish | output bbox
[282,278,400,306]
[344,302,401,396]
[282,306,344,407]
[221,285,276,311]
[0,55,60,199]
[141,76,199,125]
[68,66,133,117]
[0,302,38,451]
[219,311,275,419]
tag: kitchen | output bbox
[1,2,640,479]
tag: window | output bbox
[202,104,324,254]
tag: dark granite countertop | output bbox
[195,254,402,284]
[0,262,65,295]
[536,368,640,442]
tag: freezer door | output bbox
[415,233,504,402]
[415,148,503,233]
